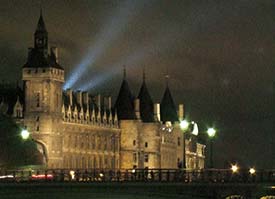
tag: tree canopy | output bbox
[0,114,43,168]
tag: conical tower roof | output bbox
[115,69,135,120]
[138,72,154,122]
[35,9,47,33]
[160,86,178,123]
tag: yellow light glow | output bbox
[231,164,238,173]
[249,168,256,175]
[99,173,104,177]
[21,129,30,140]
[69,170,75,180]
[132,169,136,174]
[180,120,189,130]
[207,128,216,137]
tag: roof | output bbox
[23,48,63,69]
[138,81,154,122]
[23,11,63,70]
[35,12,47,34]
[160,86,178,123]
[115,79,136,120]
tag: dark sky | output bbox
[1,0,275,169]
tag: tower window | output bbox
[35,93,40,107]
[36,125,39,131]
[144,154,149,163]
[133,140,136,146]
[133,153,137,162]
[145,142,148,148]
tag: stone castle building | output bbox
[0,13,205,170]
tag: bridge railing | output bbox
[0,168,274,183]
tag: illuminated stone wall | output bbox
[62,122,120,169]
[22,67,64,168]
[119,120,161,169]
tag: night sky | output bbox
[1,0,275,169]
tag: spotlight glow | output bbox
[64,0,153,90]
[79,49,146,91]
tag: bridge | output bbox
[0,168,274,199]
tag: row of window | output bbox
[63,155,116,169]
[133,140,148,148]
[26,68,63,75]
[133,153,149,163]
[65,134,117,151]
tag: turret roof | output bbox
[115,77,136,120]
[35,10,47,34]
[138,79,154,122]
[160,86,178,123]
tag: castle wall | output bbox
[119,120,161,169]
[62,122,120,169]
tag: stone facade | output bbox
[1,12,206,170]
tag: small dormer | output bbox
[13,96,23,118]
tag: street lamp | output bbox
[207,127,216,168]
[180,120,190,169]
[21,129,30,140]
[249,167,256,175]
[231,164,238,173]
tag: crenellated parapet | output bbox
[62,89,118,128]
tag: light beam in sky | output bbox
[63,0,154,90]
[78,22,183,91]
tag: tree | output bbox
[0,114,43,168]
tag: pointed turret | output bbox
[23,10,63,69]
[160,77,178,123]
[138,69,154,122]
[36,9,47,33]
[34,9,48,53]
[115,67,135,120]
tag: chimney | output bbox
[108,96,112,110]
[178,104,184,121]
[104,96,112,110]
[76,90,82,107]
[96,94,101,110]
[83,92,89,105]
[51,47,58,63]
[66,89,73,106]
[134,98,140,119]
[154,103,160,122]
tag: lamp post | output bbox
[207,128,216,168]
[180,120,189,169]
